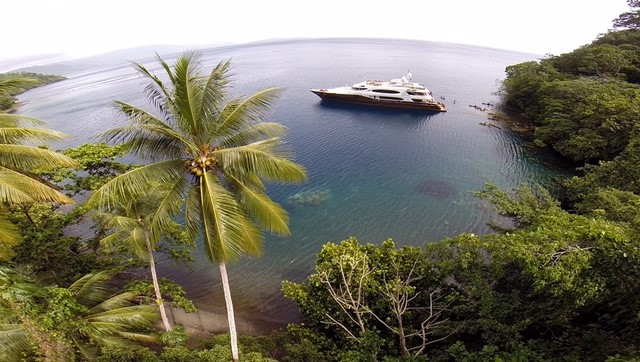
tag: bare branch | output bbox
[319,253,373,336]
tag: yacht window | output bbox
[372,89,401,94]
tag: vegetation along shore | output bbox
[0,72,65,112]
[2,1,640,360]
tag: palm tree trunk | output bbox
[219,262,239,362]
[146,234,172,332]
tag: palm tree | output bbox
[0,267,157,361]
[88,51,307,361]
[0,100,79,259]
[93,185,184,332]
[67,270,158,359]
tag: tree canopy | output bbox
[613,0,640,29]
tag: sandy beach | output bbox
[166,306,288,337]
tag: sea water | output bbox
[17,38,572,329]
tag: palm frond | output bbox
[201,59,232,123]
[215,87,283,138]
[0,113,46,127]
[87,159,186,210]
[132,60,172,114]
[101,103,196,159]
[129,227,150,260]
[98,232,127,253]
[95,208,148,260]
[230,211,263,258]
[68,271,112,307]
[227,173,290,236]
[222,122,288,148]
[0,324,30,361]
[85,304,157,327]
[0,126,69,145]
[114,125,188,161]
[110,330,157,343]
[94,211,139,231]
[88,329,156,347]
[83,304,158,346]
[171,52,204,140]
[0,144,79,170]
[114,101,171,127]
[83,332,137,349]
[216,139,307,183]
[93,179,186,259]
[243,173,266,191]
[185,186,202,245]
[149,178,188,244]
[0,210,20,261]
[98,226,148,261]
[199,172,262,262]
[0,166,74,204]
[156,52,177,85]
[72,338,98,361]
[86,291,140,314]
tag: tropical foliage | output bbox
[93,185,191,332]
[4,143,135,286]
[283,237,457,360]
[97,333,278,361]
[0,268,157,361]
[499,15,640,212]
[0,78,79,260]
[281,183,640,361]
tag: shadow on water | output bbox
[415,179,458,200]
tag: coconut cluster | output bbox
[186,147,221,176]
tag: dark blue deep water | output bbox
[17,38,572,328]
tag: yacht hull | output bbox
[310,89,447,112]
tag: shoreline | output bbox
[488,109,536,137]
[166,305,291,337]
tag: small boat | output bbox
[310,73,446,112]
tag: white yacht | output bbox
[310,73,446,112]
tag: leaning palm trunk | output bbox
[146,233,172,332]
[220,262,238,361]
[89,201,180,333]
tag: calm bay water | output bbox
[17,38,571,329]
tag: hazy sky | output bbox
[3,0,631,61]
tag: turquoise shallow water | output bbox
[17,38,572,327]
